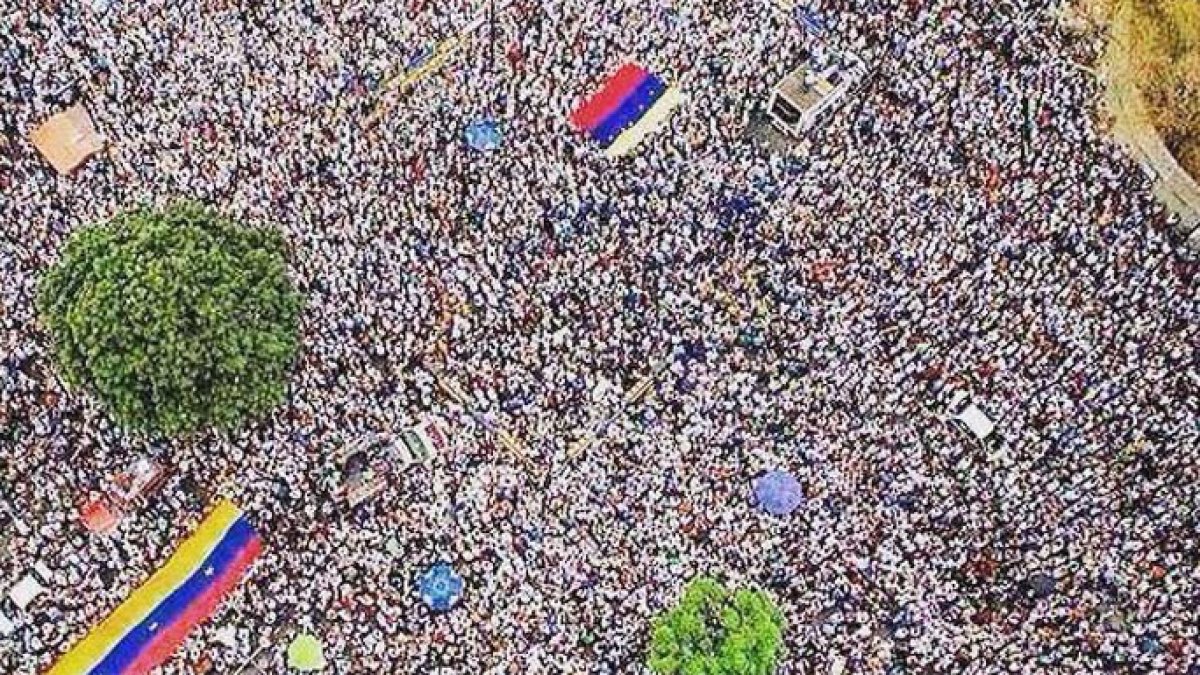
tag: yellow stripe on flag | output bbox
[48,501,243,675]
[604,87,684,159]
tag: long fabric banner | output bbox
[570,62,682,157]
[48,500,262,675]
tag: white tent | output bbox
[213,624,239,649]
[0,612,15,636]
[955,404,996,440]
[9,574,46,611]
[32,561,54,585]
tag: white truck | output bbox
[336,417,452,506]
[767,50,867,136]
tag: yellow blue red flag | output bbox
[48,500,262,675]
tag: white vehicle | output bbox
[395,416,450,465]
[341,416,449,468]
[768,51,867,136]
[336,417,452,505]
[946,391,997,441]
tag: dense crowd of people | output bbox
[2,0,1198,672]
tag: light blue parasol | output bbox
[418,562,464,612]
[753,470,804,516]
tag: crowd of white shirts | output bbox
[1,0,1197,673]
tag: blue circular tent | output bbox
[753,470,804,516]
[465,119,503,152]
[418,562,464,612]
[1028,572,1056,599]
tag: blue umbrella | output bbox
[465,119,503,152]
[418,563,464,612]
[1139,633,1162,655]
[1028,572,1056,599]
[754,470,804,515]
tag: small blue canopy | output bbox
[754,470,804,516]
[1029,572,1056,599]
[418,562,464,612]
[465,119,503,152]
[407,46,434,70]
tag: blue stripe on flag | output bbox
[92,518,257,674]
[590,75,666,148]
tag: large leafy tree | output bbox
[648,577,785,675]
[37,201,303,436]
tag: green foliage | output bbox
[37,201,303,436]
[648,577,785,675]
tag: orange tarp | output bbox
[30,104,105,175]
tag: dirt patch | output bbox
[1106,0,1200,177]
[1072,0,1200,237]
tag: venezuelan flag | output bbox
[48,501,262,675]
[570,62,682,157]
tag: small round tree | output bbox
[648,577,785,675]
[37,201,303,436]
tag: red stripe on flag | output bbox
[121,536,262,675]
[569,63,649,132]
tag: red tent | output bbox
[80,498,121,534]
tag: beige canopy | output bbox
[30,104,105,174]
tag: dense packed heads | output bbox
[36,201,303,436]
[3,0,1198,672]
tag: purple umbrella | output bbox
[754,470,804,515]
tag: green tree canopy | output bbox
[37,201,303,436]
[648,577,785,675]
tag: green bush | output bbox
[648,577,785,675]
[37,201,303,436]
